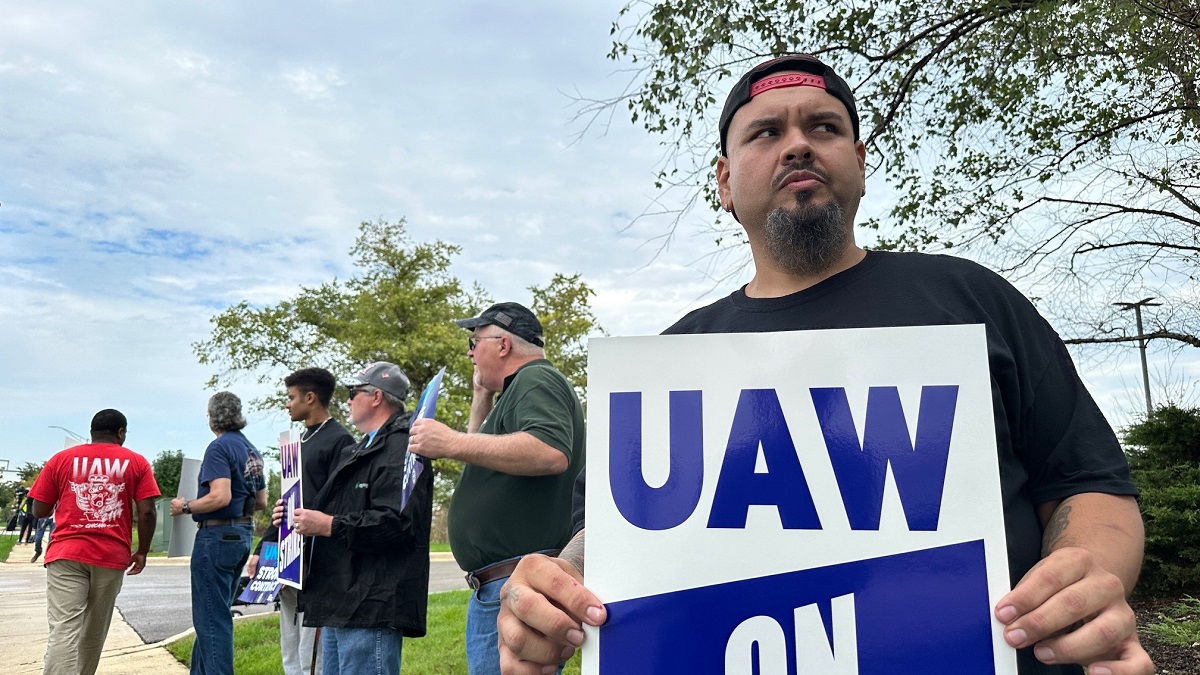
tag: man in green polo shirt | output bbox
[409,301,585,675]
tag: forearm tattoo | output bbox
[559,529,585,574]
[1041,502,1073,557]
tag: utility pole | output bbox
[1113,298,1162,416]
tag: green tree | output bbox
[592,0,1199,349]
[1123,405,1200,597]
[533,272,605,401]
[0,481,17,521]
[152,449,184,500]
[18,461,43,486]
[260,445,283,530]
[194,219,604,510]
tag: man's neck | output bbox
[745,244,866,298]
[303,410,332,427]
[500,355,543,386]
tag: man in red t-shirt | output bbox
[30,409,160,675]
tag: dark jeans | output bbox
[189,523,252,675]
[19,513,37,542]
[34,517,54,556]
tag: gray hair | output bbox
[380,388,406,413]
[358,385,406,414]
[207,391,247,432]
[499,328,545,359]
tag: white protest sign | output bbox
[584,325,1015,674]
[278,430,303,589]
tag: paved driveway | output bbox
[117,558,466,643]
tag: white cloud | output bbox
[0,0,1191,473]
[280,65,345,101]
[170,51,213,79]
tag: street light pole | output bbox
[48,425,87,443]
[1114,297,1163,417]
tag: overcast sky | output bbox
[1,1,1190,478]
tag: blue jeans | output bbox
[466,576,563,675]
[322,626,402,675]
[34,517,54,556]
[189,524,252,675]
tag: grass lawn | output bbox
[0,534,17,562]
[167,612,286,673]
[429,541,451,553]
[167,589,582,674]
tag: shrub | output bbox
[1124,406,1200,598]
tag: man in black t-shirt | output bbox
[495,55,1152,675]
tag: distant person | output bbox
[409,302,585,675]
[29,409,160,675]
[274,362,433,675]
[170,391,268,675]
[31,515,55,563]
[246,367,354,675]
[19,495,38,543]
[6,487,25,531]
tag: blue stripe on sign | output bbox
[599,540,995,674]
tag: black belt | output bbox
[466,549,561,590]
[197,517,254,529]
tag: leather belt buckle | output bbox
[466,559,521,591]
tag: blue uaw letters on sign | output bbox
[609,385,958,533]
[584,327,1014,674]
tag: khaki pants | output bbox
[44,559,125,675]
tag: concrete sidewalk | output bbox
[1,540,461,674]
[0,539,188,674]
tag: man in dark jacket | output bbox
[276,362,434,675]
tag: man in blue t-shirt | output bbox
[171,391,267,675]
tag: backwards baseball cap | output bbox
[344,361,411,401]
[454,302,545,348]
[718,54,860,156]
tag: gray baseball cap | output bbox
[343,361,410,401]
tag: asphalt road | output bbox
[116,558,466,644]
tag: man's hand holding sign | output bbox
[994,494,1147,671]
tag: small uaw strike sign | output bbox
[584,325,1016,674]
[238,541,281,604]
[278,431,303,589]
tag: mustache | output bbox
[772,161,829,190]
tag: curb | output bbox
[155,610,280,649]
